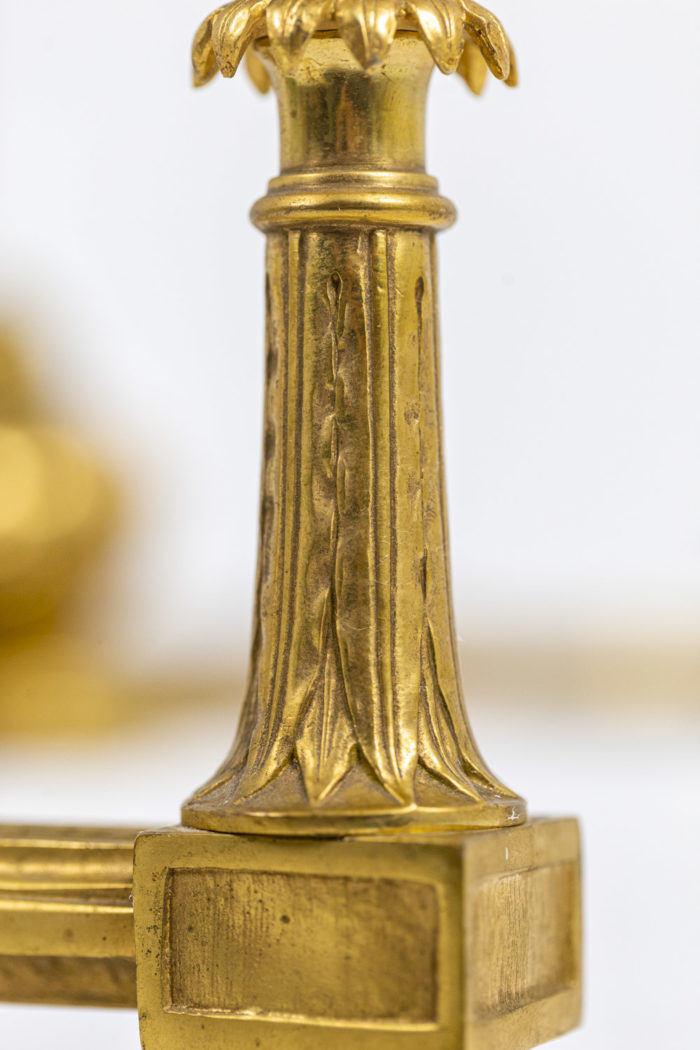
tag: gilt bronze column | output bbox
[134,6,583,1050]
[184,31,524,837]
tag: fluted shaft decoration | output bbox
[183,34,525,835]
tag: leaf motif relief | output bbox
[295,268,357,804]
[421,535,520,800]
[195,0,516,92]
[419,501,519,800]
[186,270,279,808]
[211,0,269,79]
[407,0,465,74]
[457,39,488,96]
[336,0,399,69]
[192,4,230,86]
[417,620,487,800]
[246,48,272,92]
[297,597,357,803]
[266,0,332,74]
[232,232,305,801]
[324,236,416,807]
[461,0,510,81]
[187,666,261,802]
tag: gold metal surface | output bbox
[135,819,581,1050]
[193,0,517,95]
[0,824,138,1006]
[184,30,526,837]
[131,11,581,1050]
[2,6,583,1045]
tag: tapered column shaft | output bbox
[183,35,524,835]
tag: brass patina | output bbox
[1,5,582,1048]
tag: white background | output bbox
[1,1,699,1047]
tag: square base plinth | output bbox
[134,819,581,1050]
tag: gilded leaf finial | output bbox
[193,0,517,96]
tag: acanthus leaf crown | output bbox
[193,0,517,97]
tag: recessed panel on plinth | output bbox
[135,819,581,1050]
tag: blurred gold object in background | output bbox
[0,324,239,735]
[0,325,114,634]
[0,324,121,733]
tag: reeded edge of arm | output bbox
[0,824,141,1008]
